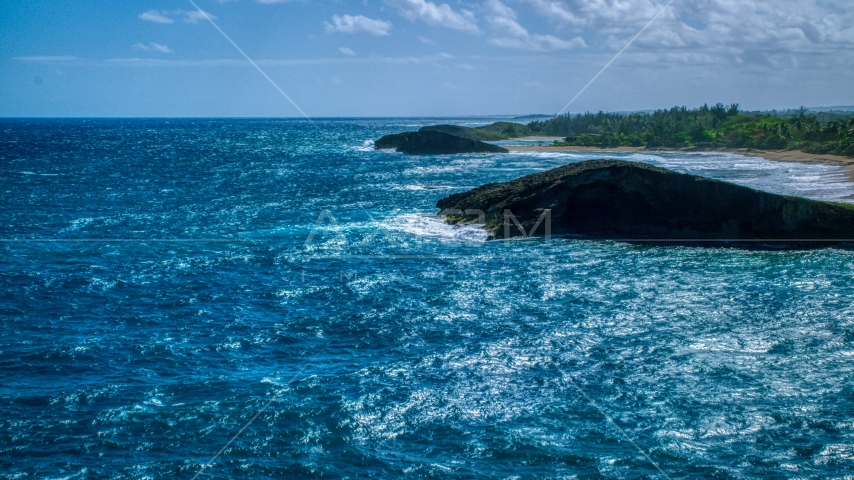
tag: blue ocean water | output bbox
[2,118,854,479]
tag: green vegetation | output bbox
[516,104,854,156]
[476,121,534,138]
[419,124,509,141]
[417,105,854,157]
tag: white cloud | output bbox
[512,0,854,68]
[385,0,479,33]
[521,0,584,28]
[325,15,393,36]
[132,42,173,53]
[138,9,215,25]
[339,47,356,56]
[139,10,174,24]
[183,10,215,24]
[522,0,668,32]
[150,42,173,53]
[485,0,585,51]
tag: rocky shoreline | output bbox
[436,160,854,246]
[375,129,508,155]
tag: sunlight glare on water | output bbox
[1,118,854,478]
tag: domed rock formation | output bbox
[436,160,854,245]
[375,130,508,155]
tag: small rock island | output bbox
[436,160,854,244]
[375,127,508,155]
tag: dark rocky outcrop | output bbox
[375,130,508,155]
[374,132,415,150]
[436,160,854,244]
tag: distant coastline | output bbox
[483,103,854,160]
[504,140,854,180]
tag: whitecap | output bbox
[355,139,375,152]
[383,213,488,243]
[401,185,453,191]
[44,468,88,480]
[63,217,95,232]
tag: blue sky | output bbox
[2,0,853,117]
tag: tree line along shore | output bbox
[476,104,854,157]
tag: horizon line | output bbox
[3,105,854,120]
[3,104,854,120]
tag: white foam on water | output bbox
[508,150,569,160]
[44,468,88,480]
[403,162,487,176]
[384,213,488,243]
[62,217,96,232]
[355,140,375,151]
[652,151,854,202]
[399,185,454,191]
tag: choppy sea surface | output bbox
[2,118,854,479]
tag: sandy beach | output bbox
[506,140,854,181]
